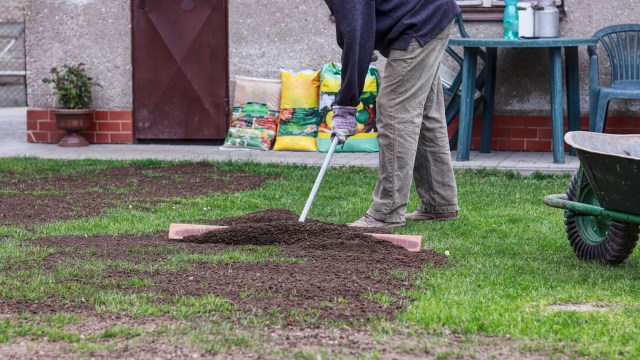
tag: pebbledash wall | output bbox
[25,0,640,150]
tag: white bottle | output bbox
[518,2,535,38]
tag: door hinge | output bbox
[138,0,146,10]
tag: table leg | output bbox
[564,46,580,156]
[480,47,497,154]
[456,47,478,162]
[548,47,565,164]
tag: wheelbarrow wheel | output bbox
[565,171,639,265]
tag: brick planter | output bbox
[27,109,133,144]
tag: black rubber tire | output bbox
[564,171,639,265]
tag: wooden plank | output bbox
[168,224,228,239]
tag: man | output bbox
[325,0,461,228]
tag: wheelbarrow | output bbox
[544,131,640,265]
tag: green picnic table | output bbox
[448,37,599,164]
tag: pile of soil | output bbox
[22,209,446,323]
[0,163,272,226]
[189,208,395,249]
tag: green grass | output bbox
[3,157,640,358]
[398,169,640,359]
[168,245,304,266]
[0,239,56,271]
[0,319,83,343]
[0,244,300,316]
[91,291,234,318]
[0,312,84,344]
[364,291,394,307]
[184,321,257,354]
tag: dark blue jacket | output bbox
[324,0,460,107]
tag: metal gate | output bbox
[133,0,229,141]
[0,0,26,107]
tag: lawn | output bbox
[0,157,639,359]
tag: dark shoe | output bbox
[348,214,405,228]
[405,210,459,221]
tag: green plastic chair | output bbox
[442,14,486,148]
[588,24,640,133]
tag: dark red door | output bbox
[133,0,228,140]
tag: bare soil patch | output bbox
[0,202,557,359]
[21,209,445,323]
[0,299,95,316]
[547,302,614,312]
[0,163,271,226]
[223,327,557,360]
[0,338,215,360]
[0,325,556,360]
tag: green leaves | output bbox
[42,63,101,109]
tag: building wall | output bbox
[24,1,640,146]
[228,0,341,81]
[1,0,24,21]
[25,0,132,109]
[26,0,640,114]
[460,2,640,116]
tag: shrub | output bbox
[42,63,101,109]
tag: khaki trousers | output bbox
[367,21,459,223]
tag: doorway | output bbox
[132,0,229,141]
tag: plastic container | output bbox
[534,4,560,38]
[517,2,535,38]
[503,0,519,40]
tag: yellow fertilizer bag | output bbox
[272,69,321,151]
[317,62,380,153]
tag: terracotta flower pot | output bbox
[54,108,94,147]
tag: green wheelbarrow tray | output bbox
[545,131,640,221]
[544,131,640,265]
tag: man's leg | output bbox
[363,23,454,224]
[410,65,459,219]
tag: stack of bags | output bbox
[222,63,380,153]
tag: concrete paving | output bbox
[0,107,580,174]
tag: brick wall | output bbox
[27,108,637,150]
[27,109,133,144]
[449,115,639,152]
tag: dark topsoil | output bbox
[17,209,445,324]
[1,163,445,324]
[0,162,271,226]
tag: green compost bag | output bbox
[222,76,281,151]
[317,62,380,153]
[224,102,278,151]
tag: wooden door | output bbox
[133,0,228,140]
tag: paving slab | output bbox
[0,107,579,174]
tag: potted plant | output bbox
[42,63,101,147]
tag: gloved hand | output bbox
[331,106,358,144]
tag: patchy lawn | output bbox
[0,158,638,359]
